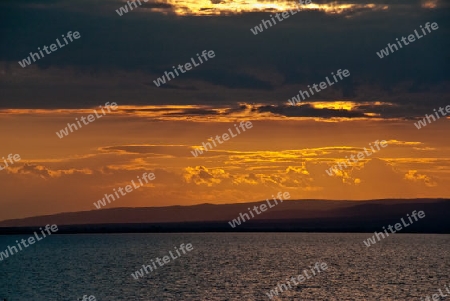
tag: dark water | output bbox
[0,233,449,300]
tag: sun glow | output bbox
[421,0,438,8]
[311,101,357,111]
[147,0,388,16]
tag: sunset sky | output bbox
[0,0,448,221]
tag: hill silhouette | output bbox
[0,198,448,234]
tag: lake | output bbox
[0,233,449,300]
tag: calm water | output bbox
[0,233,449,300]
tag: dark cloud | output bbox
[0,0,448,111]
[256,104,368,118]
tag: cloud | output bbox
[183,166,229,186]
[384,140,421,146]
[101,145,193,157]
[404,170,437,187]
[9,163,93,179]
[3,102,443,121]
[0,0,448,110]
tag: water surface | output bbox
[0,233,449,300]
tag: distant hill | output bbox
[0,198,448,234]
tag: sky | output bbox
[0,0,449,221]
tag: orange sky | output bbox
[0,103,449,221]
[0,0,448,221]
